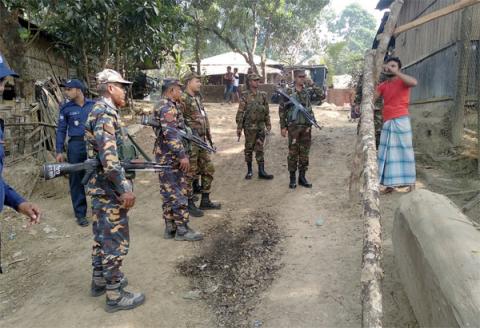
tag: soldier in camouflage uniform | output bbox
[180,72,221,216]
[153,78,203,241]
[279,70,323,189]
[85,69,144,312]
[236,73,274,180]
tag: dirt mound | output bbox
[178,211,283,327]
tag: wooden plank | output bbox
[394,0,480,36]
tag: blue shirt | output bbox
[55,99,95,153]
[0,120,25,212]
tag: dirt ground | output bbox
[0,103,418,327]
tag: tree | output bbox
[191,0,328,81]
[325,3,377,78]
[0,0,185,90]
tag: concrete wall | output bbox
[326,88,354,107]
[394,189,480,327]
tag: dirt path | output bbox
[0,103,415,327]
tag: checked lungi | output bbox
[377,116,416,187]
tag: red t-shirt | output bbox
[376,78,411,122]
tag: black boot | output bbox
[245,162,253,180]
[298,170,312,188]
[163,220,176,240]
[258,163,274,180]
[289,171,297,189]
[188,198,204,217]
[175,223,204,241]
[193,178,202,194]
[199,193,222,210]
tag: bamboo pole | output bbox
[359,50,384,328]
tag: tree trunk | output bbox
[195,20,202,74]
[373,0,404,81]
[359,50,383,328]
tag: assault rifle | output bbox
[276,88,321,129]
[41,159,171,185]
[140,115,216,153]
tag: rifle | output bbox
[41,159,171,185]
[276,88,321,129]
[140,115,216,153]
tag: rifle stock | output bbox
[276,88,321,129]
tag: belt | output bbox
[69,136,85,142]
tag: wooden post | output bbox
[374,0,405,80]
[359,50,384,328]
[452,9,473,146]
[477,41,480,175]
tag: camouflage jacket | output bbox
[180,91,210,140]
[85,98,132,197]
[236,90,271,131]
[278,85,321,129]
[153,98,188,166]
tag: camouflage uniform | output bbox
[180,91,214,195]
[85,98,132,286]
[279,85,322,172]
[153,98,190,228]
[236,89,271,163]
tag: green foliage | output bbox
[2,0,185,79]
[325,3,377,77]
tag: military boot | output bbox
[193,179,202,194]
[258,163,274,180]
[164,220,176,240]
[199,193,222,210]
[91,271,129,297]
[289,171,297,189]
[105,283,145,313]
[298,170,312,188]
[175,223,204,241]
[188,198,204,217]
[245,162,253,180]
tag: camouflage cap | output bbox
[247,73,261,81]
[96,69,132,85]
[161,78,183,93]
[293,69,306,77]
[182,72,201,84]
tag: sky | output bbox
[330,0,385,25]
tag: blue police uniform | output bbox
[56,99,95,220]
[0,120,25,213]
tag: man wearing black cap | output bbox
[56,79,95,227]
[153,78,203,242]
[0,52,41,226]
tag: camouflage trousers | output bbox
[244,128,266,163]
[287,125,312,172]
[187,144,215,196]
[91,195,129,284]
[159,168,189,226]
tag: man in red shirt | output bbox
[375,57,418,193]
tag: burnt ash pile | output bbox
[178,212,283,327]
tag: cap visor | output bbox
[0,68,19,79]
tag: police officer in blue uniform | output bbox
[55,79,94,227]
[0,52,41,223]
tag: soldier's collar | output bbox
[101,97,118,110]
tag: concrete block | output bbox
[394,189,480,327]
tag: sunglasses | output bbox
[297,75,306,78]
